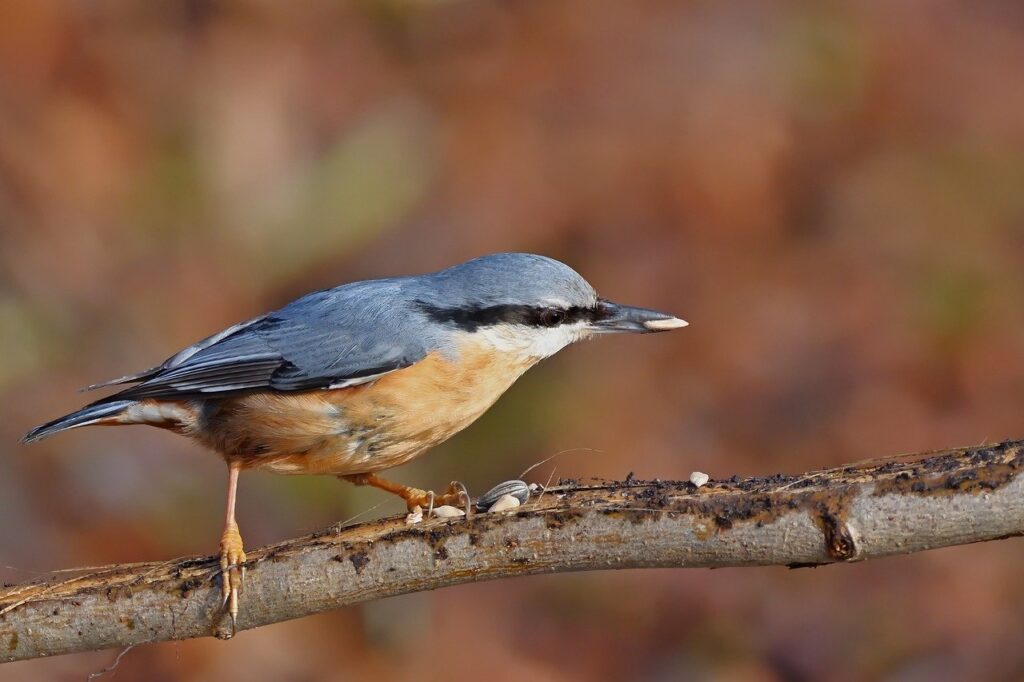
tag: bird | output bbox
[22,252,687,629]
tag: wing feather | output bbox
[96,284,429,401]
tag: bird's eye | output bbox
[540,309,565,327]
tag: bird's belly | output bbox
[195,347,533,475]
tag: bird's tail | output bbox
[21,400,136,444]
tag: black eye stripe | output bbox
[417,301,605,331]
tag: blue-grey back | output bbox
[92,253,594,402]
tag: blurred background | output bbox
[3,0,1024,680]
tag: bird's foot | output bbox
[343,473,471,516]
[403,481,471,516]
[218,523,246,636]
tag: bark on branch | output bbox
[3,440,1024,663]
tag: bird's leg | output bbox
[343,472,469,513]
[219,462,246,634]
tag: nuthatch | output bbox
[22,253,687,629]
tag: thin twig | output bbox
[86,643,140,681]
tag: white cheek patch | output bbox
[471,322,587,360]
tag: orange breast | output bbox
[194,340,535,476]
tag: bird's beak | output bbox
[590,299,688,334]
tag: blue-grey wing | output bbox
[100,283,429,400]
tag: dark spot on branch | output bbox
[603,508,656,525]
[817,509,857,561]
[787,562,826,569]
[179,577,202,598]
[106,585,132,602]
[175,558,209,572]
[422,523,465,552]
[349,553,370,575]
[545,510,584,529]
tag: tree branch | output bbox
[3,440,1024,663]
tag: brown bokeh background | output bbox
[3,1,1024,680]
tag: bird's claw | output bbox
[219,524,246,636]
[403,481,470,516]
[448,480,472,517]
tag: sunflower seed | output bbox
[475,480,531,511]
[487,494,522,512]
[431,505,466,518]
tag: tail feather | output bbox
[80,366,161,392]
[21,400,136,444]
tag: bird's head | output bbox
[419,253,687,360]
